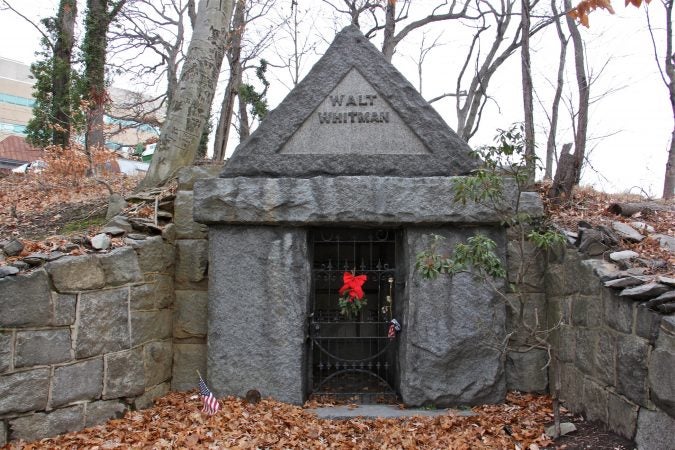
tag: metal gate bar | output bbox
[308,229,398,403]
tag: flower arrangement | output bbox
[338,271,367,318]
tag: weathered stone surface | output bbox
[47,255,105,291]
[14,329,71,367]
[208,226,309,404]
[130,275,174,310]
[131,309,171,345]
[604,276,650,289]
[100,225,127,236]
[75,288,130,358]
[3,238,24,256]
[505,349,548,393]
[143,340,172,387]
[578,229,610,256]
[559,363,584,413]
[128,236,175,274]
[582,378,608,423]
[620,282,670,300]
[607,392,638,440]
[172,343,207,391]
[178,164,223,190]
[652,233,675,252]
[104,348,145,399]
[0,270,51,327]
[616,335,649,406]
[575,329,597,376]
[196,176,519,226]
[609,250,640,262]
[612,222,644,242]
[581,259,620,282]
[399,228,506,407]
[98,247,143,286]
[0,369,50,414]
[133,382,170,410]
[518,191,544,217]
[9,405,84,442]
[595,330,615,386]
[105,193,127,220]
[648,347,675,417]
[556,326,576,363]
[174,191,208,239]
[603,290,634,334]
[23,253,47,266]
[635,408,675,450]
[545,422,577,438]
[0,332,11,373]
[0,266,19,277]
[507,240,544,293]
[635,306,661,344]
[52,292,76,326]
[51,358,103,407]
[506,293,546,345]
[161,223,176,243]
[175,240,208,284]
[0,421,6,447]
[222,26,476,178]
[572,295,603,328]
[174,290,208,338]
[85,400,126,427]
[90,233,112,250]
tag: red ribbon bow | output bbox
[339,272,367,300]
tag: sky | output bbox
[0,0,671,196]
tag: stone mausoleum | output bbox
[194,25,520,406]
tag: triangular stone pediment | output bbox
[222,25,477,177]
[280,68,429,155]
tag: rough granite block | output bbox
[0,270,51,327]
[98,247,143,286]
[582,377,608,423]
[603,289,634,334]
[172,343,206,392]
[175,240,208,284]
[52,292,76,326]
[616,335,650,407]
[14,329,72,367]
[130,309,172,346]
[75,288,130,359]
[143,340,172,387]
[0,332,12,373]
[0,369,50,415]
[47,255,105,292]
[175,191,208,239]
[85,400,126,428]
[635,408,675,450]
[607,392,638,440]
[174,290,208,338]
[648,347,675,417]
[133,382,170,410]
[51,358,103,407]
[9,405,84,442]
[104,348,145,399]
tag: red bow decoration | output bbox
[339,272,367,300]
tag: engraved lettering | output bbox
[348,111,358,123]
[380,112,389,123]
[358,95,368,106]
[318,112,332,124]
[365,94,377,106]
[330,95,344,107]
[346,95,357,107]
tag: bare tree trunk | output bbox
[83,0,127,154]
[382,0,396,62]
[238,74,250,140]
[140,0,234,188]
[51,0,77,147]
[545,0,567,180]
[564,0,589,185]
[521,0,535,184]
[663,0,675,199]
[212,0,245,161]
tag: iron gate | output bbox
[307,229,399,403]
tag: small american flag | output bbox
[198,374,220,415]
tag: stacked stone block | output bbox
[171,165,221,391]
[546,248,675,449]
[0,238,174,444]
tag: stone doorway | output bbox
[307,228,399,403]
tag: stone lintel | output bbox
[194,176,519,226]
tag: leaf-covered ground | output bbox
[4,392,558,449]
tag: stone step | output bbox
[307,405,476,420]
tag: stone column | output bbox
[207,225,310,404]
[398,227,507,407]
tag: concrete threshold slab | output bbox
[308,405,476,420]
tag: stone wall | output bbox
[170,166,220,391]
[547,248,675,449]
[0,237,174,444]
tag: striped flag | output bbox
[198,374,220,415]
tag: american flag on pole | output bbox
[198,374,220,415]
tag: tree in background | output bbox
[140,0,234,188]
[82,0,128,154]
[4,0,81,148]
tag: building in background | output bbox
[0,56,161,156]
